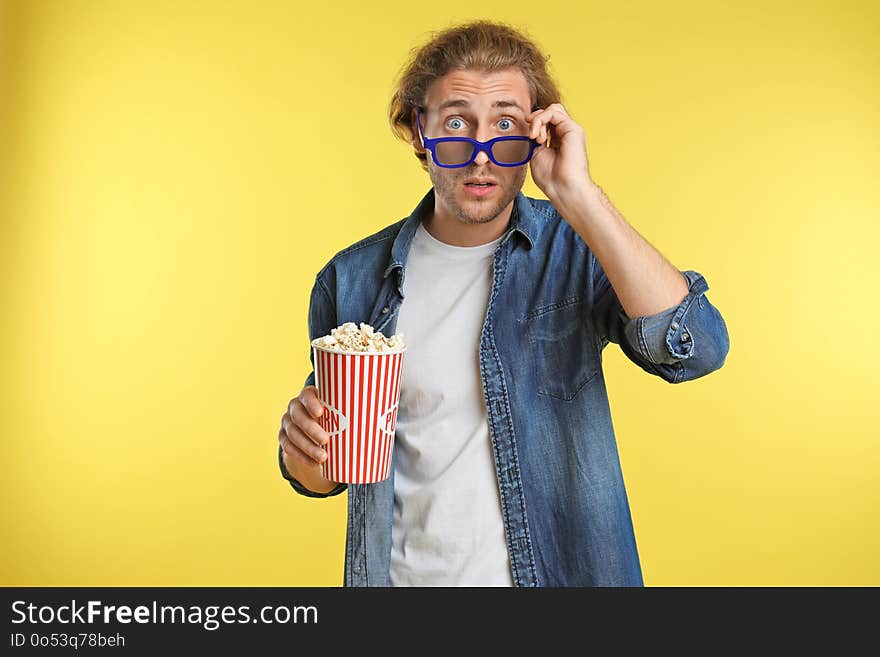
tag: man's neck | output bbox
[422,199,515,247]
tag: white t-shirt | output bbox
[390,221,513,586]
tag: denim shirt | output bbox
[279,187,730,586]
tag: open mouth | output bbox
[464,180,497,196]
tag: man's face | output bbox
[416,68,533,226]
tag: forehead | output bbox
[424,68,532,111]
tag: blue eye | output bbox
[498,119,513,130]
[446,118,464,130]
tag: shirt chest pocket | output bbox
[523,298,600,401]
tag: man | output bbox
[277,21,729,586]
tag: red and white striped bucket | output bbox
[311,342,406,484]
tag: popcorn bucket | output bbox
[311,342,406,484]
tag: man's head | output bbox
[389,21,562,226]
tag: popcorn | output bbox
[313,322,405,353]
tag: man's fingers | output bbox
[280,421,327,465]
[532,117,551,144]
[528,108,544,139]
[280,430,322,468]
[299,387,325,419]
[279,388,329,470]
[288,393,322,422]
[286,401,329,447]
[528,104,574,143]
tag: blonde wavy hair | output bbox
[388,20,562,171]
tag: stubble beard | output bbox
[428,162,527,225]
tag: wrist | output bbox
[553,178,602,221]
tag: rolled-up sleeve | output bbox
[591,254,730,383]
[278,275,347,498]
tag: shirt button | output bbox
[671,321,679,330]
[681,333,690,342]
[381,306,389,314]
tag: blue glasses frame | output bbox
[417,108,541,168]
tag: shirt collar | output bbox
[383,187,538,294]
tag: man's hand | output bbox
[279,386,337,495]
[526,103,596,210]
[527,104,690,322]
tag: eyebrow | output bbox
[437,99,526,113]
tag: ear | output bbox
[410,107,425,153]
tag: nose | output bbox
[473,123,495,166]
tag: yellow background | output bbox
[2,0,878,586]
